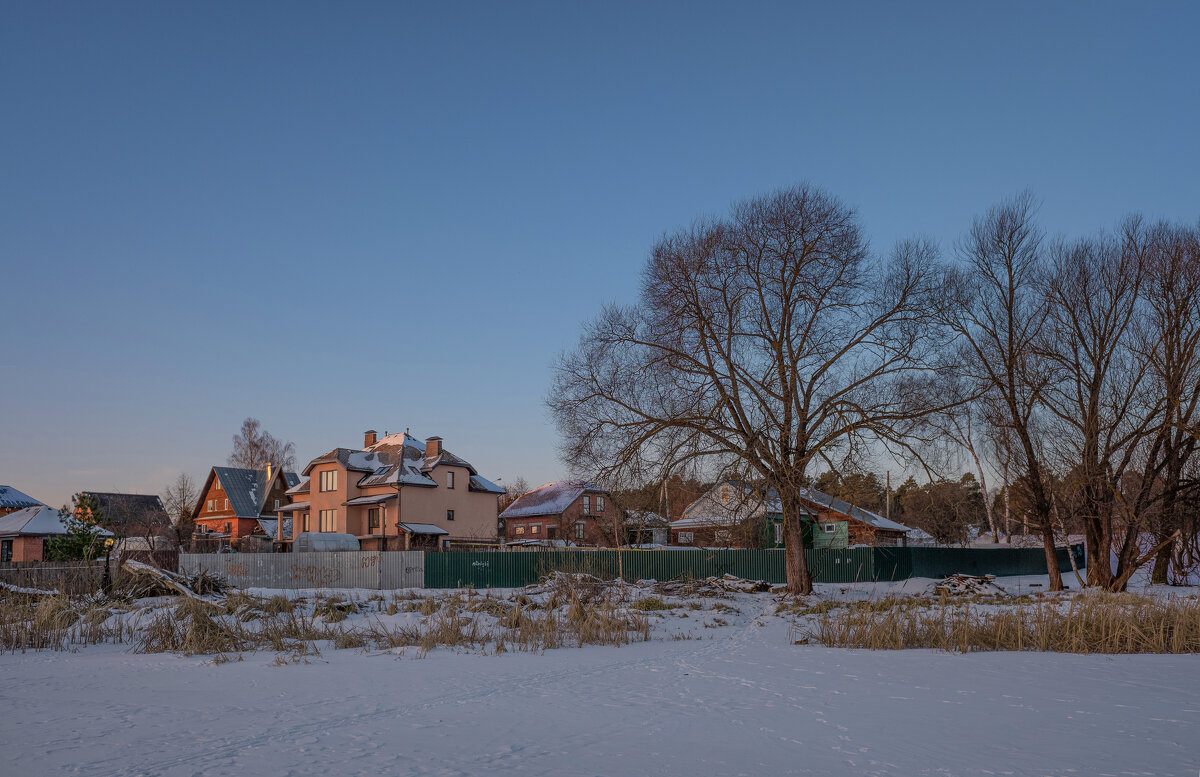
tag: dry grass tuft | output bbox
[804,592,1200,654]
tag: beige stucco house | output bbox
[279,430,504,550]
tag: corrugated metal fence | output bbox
[181,544,1084,590]
[180,551,424,590]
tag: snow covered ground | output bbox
[2,574,1198,777]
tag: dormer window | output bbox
[447,471,455,489]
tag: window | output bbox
[822,523,836,534]
[224,499,229,510]
[574,521,585,540]
[1,540,11,563]
[447,471,455,489]
[447,509,455,521]
[597,496,605,512]
[774,523,783,545]
[582,495,591,514]
[714,529,732,544]
[368,508,380,530]
[318,509,336,532]
[302,513,309,532]
[274,499,280,510]
[223,522,232,535]
[678,531,694,545]
[531,524,540,535]
[720,486,730,502]
[515,525,526,535]
[319,470,337,492]
[206,500,213,512]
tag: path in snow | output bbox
[3,600,1197,777]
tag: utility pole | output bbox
[886,470,892,520]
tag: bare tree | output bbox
[1039,225,1163,590]
[498,476,531,514]
[549,184,953,594]
[942,192,1064,589]
[162,473,199,548]
[228,417,296,471]
[1134,221,1200,583]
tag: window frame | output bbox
[368,508,380,531]
[318,470,337,492]
[574,521,585,540]
[446,509,455,521]
[447,471,455,489]
[318,509,336,532]
[582,495,591,514]
[597,496,605,512]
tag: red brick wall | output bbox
[505,491,616,546]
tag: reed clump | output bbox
[806,592,1200,654]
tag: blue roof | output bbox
[0,486,43,510]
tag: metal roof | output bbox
[343,494,397,506]
[399,522,449,535]
[0,506,114,538]
[0,486,43,510]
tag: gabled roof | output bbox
[798,487,911,533]
[299,431,498,493]
[85,493,169,531]
[500,481,607,519]
[0,486,43,510]
[0,506,114,538]
[205,467,300,520]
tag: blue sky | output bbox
[2,1,1198,508]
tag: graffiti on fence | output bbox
[225,562,248,577]
[290,565,343,586]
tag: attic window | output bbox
[720,487,730,502]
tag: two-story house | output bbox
[281,430,504,551]
[500,481,615,546]
[191,465,300,544]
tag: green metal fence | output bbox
[420,544,1085,588]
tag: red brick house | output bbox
[0,505,113,562]
[500,481,616,546]
[191,465,299,545]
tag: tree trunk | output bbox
[1040,526,1064,591]
[780,490,813,595]
[1150,540,1173,585]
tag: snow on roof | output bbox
[342,494,397,506]
[0,506,114,537]
[0,486,43,510]
[368,432,426,452]
[286,476,310,496]
[669,515,742,530]
[210,467,300,519]
[798,487,911,533]
[275,501,310,512]
[256,518,292,540]
[500,481,606,519]
[468,474,505,494]
[398,522,449,535]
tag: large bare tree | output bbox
[549,184,952,594]
[942,193,1064,590]
[228,417,296,471]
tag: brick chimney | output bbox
[364,429,378,448]
[425,436,443,458]
[266,462,273,479]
